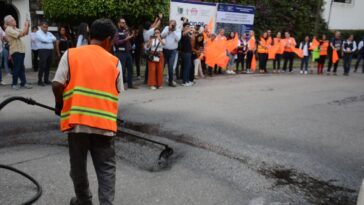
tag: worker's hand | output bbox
[55,102,63,116]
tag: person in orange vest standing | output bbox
[317,34,329,75]
[282,32,296,72]
[52,18,123,205]
[273,32,284,73]
[246,30,256,74]
[257,32,269,73]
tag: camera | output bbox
[156,13,163,20]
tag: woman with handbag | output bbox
[146,28,165,89]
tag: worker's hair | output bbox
[90,18,117,41]
[4,15,13,25]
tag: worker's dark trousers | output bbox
[68,133,116,205]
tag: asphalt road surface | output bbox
[0,71,363,205]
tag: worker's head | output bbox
[261,32,268,39]
[32,26,38,32]
[335,31,341,39]
[118,18,126,29]
[348,34,354,41]
[241,33,247,40]
[322,34,326,41]
[249,30,255,38]
[219,28,225,36]
[267,30,271,36]
[40,21,49,33]
[276,32,281,38]
[305,36,310,42]
[285,32,290,38]
[90,18,117,52]
[4,15,16,27]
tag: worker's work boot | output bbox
[70,197,93,205]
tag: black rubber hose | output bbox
[0,164,42,205]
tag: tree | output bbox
[42,0,327,40]
[42,0,170,26]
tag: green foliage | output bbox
[42,0,328,41]
[42,0,170,26]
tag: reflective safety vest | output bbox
[274,38,284,55]
[248,37,256,51]
[283,37,296,52]
[257,37,269,54]
[319,40,329,56]
[60,45,120,133]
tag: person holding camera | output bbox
[115,18,138,89]
[161,20,181,87]
[146,28,165,90]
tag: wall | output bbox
[322,0,364,30]
[11,0,32,69]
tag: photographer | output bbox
[146,28,165,90]
[161,20,181,87]
[143,14,162,83]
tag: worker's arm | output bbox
[52,51,69,115]
[52,82,64,115]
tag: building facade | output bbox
[322,0,364,30]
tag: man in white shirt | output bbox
[161,20,181,87]
[30,26,39,72]
[36,21,56,86]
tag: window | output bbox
[333,0,352,3]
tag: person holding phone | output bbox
[146,29,165,90]
[161,19,181,87]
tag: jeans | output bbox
[236,53,245,72]
[300,56,310,71]
[355,54,364,73]
[246,51,254,70]
[0,51,2,82]
[258,53,268,72]
[273,54,282,70]
[283,52,294,72]
[2,47,10,74]
[38,49,53,83]
[163,49,177,84]
[117,52,133,87]
[11,52,26,86]
[32,49,39,72]
[327,50,341,73]
[182,52,192,84]
[68,133,116,205]
[343,53,353,74]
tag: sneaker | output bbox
[11,85,19,90]
[168,82,176,87]
[230,70,236,75]
[0,81,6,85]
[300,70,303,74]
[150,86,157,90]
[44,81,52,85]
[304,71,308,75]
[246,69,250,74]
[182,83,191,87]
[38,81,45,86]
[158,86,163,89]
[21,84,33,89]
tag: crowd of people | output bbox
[1,15,364,90]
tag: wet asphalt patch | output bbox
[329,94,364,106]
[123,121,358,204]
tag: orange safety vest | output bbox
[60,45,120,133]
[319,40,329,56]
[274,38,284,54]
[283,37,296,52]
[248,37,256,51]
[257,37,269,54]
